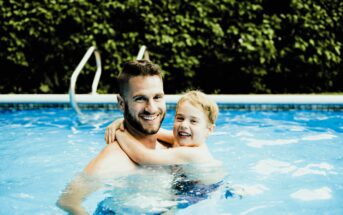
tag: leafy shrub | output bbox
[0,0,341,93]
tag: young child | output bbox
[114,90,221,165]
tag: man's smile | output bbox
[140,114,159,121]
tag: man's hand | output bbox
[104,118,124,144]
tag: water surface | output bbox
[0,108,342,214]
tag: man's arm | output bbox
[116,130,203,165]
[57,143,136,214]
[57,174,99,215]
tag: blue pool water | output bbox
[0,108,343,214]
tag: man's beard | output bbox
[124,103,165,135]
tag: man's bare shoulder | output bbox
[84,142,137,176]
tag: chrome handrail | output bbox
[69,45,147,114]
[136,45,149,60]
[69,46,102,114]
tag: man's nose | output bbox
[145,99,158,113]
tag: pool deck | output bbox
[1,94,343,105]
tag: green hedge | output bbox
[0,0,342,94]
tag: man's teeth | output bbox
[142,115,157,120]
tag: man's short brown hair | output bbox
[117,60,163,97]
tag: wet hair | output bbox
[117,60,163,97]
[176,90,219,125]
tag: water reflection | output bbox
[92,163,227,214]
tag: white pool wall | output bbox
[1,94,343,104]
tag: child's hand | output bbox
[104,118,124,144]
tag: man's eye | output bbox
[135,97,145,102]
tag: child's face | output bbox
[173,101,213,147]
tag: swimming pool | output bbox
[0,106,342,214]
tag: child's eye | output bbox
[176,116,184,122]
[154,95,164,101]
[191,119,198,124]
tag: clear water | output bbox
[0,108,343,214]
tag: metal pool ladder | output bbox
[136,45,150,61]
[69,46,102,114]
[69,45,149,114]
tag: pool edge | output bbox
[1,94,343,110]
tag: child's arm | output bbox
[116,130,203,165]
[105,118,174,145]
[105,118,124,144]
[157,128,174,145]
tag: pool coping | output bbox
[1,94,343,104]
[1,94,343,110]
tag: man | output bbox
[57,60,168,214]
[85,59,167,175]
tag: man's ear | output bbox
[117,95,125,112]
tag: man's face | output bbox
[121,75,166,135]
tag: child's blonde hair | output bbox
[176,90,219,125]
